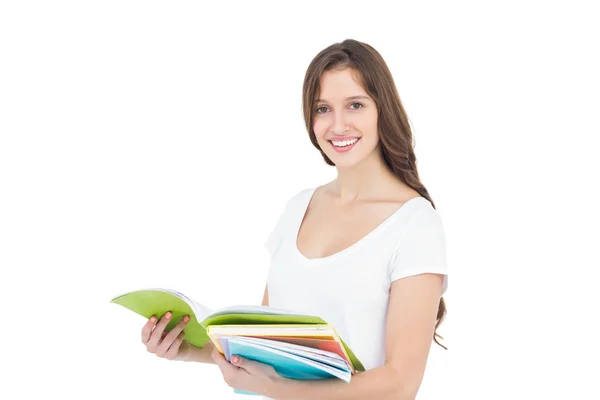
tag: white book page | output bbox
[208,324,337,337]
[208,305,315,318]
[191,300,214,321]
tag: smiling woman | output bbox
[137,39,449,400]
[299,39,447,345]
[257,39,449,399]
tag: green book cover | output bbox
[110,288,365,372]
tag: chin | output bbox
[328,154,367,169]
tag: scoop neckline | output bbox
[292,186,426,265]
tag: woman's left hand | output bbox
[212,346,286,397]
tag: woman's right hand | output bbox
[141,311,190,361]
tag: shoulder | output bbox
[270,187,315,219]
[387,194,446,255]
[388,196,448,288]
[392,197,446,258]
[284,187,315,208]
[403,198,445,237]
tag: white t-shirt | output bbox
[262,186,448,398]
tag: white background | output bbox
[1,1,599,399]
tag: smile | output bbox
[328,137,361,153]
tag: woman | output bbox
[141,39,449,399]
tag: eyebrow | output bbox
[316,95,371,103]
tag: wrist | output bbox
[179,341,216,364]
[178,342,199,362]
[267,376,294,400]
[177,344,192,362]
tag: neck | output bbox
[331,147,399,203]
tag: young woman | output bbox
[141,39,449,400]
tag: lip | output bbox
[327,136,359,141]
[329,137,361,153]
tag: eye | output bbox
[315,102,363,114]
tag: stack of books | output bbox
[111,288,364,396]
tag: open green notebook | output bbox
[110,288,365,372]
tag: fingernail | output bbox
[165,312,172,319]
[231,356,239,364]
[183,316,190,323]
[150,316,156,323]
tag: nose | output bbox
[331,111,351,135]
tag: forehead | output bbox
[318,68,366,101]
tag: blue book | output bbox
[221,337,352,396]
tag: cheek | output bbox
[358,113,378,140]
[313,118,328,139]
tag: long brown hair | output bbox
[301,39,447,349]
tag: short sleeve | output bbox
[388,201,449,295]
[263,191,298,257]
[264,206,288,257]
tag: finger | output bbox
[163,331,186,360]
[156,316,189,357]
[231,355,260,371]
[212,347,232,369]
[161,316,190,346]
[146,311,172,349]
[213,348,241,388]
[141,316,157,343]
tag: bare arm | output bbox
[182,340,216,364]
[270,273,445,400]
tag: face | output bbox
[313,68,379,169]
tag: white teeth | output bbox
[331,138,359,147]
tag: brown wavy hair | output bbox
[301,39,447,349]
